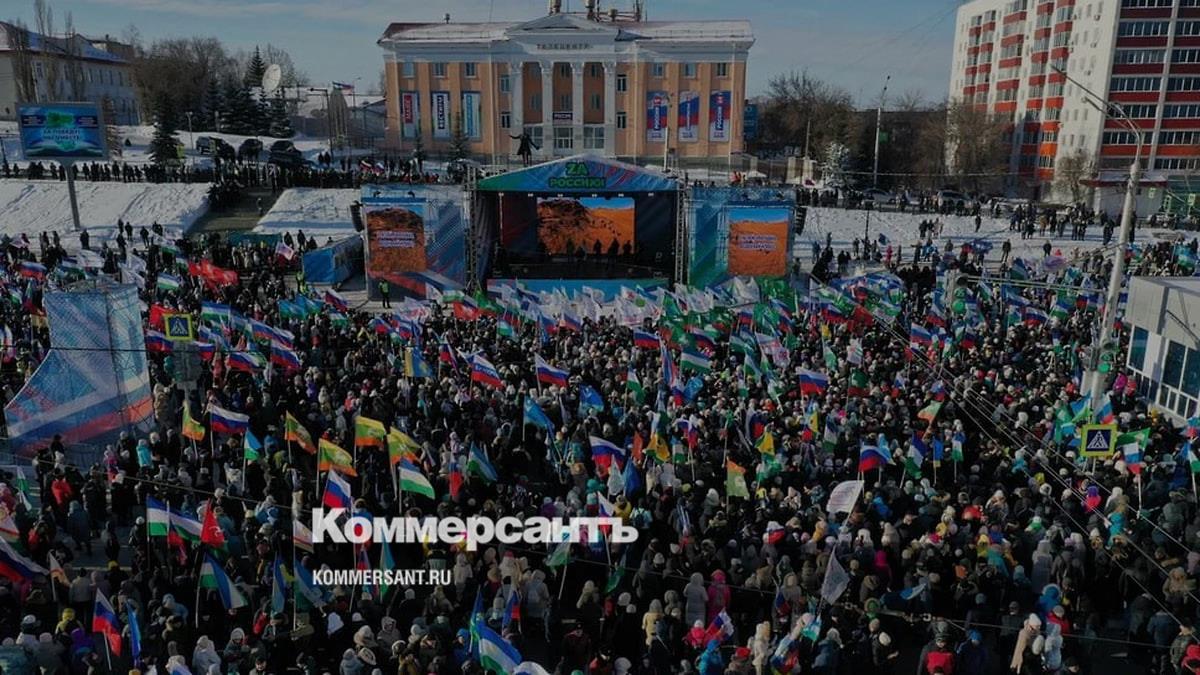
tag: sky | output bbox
[7,0,962,107]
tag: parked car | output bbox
[268,140,304,167]
[213,138,236,162]
[937,189,969,209]
[195,136,218,154]
[238,138,264,161]
[862,188,895,204]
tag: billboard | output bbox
[400,92,420,139]
[17,102,108,160]
[709,90,731,142]
[726,206,790,277]
[646,91,668,143]
[462,92,482,140]
[366,201,428,283]
[677,91,700,143]
[536,196,635,255]
[431,91,450,139]
[744,102,759,141]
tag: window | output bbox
[559,93,571,111]
[1164,103,1200,117]
[1165,341,1186,389]
[589,63,602,78]
[1156,157,1200,170]
[500,112,511,129]
[1044,107,1061,120]
[559,63,571,78]
[1184,347,1200,398]
[682,63,697,78]
[583,126,604,150]
[1130,327,1148,371]
[1175,49,1200,64]
[499,74,511,93]
[553,126,573,150]
[1169,77,1200,91]
[1117,21,1169,36]
[590,93,601,110]
[715,62,729,77]
[402,62,415,78]
[651,63,665,77]
[433,62,447,77]
[461,62,476,78]
[34,62,42,78]
[616,73,628,92]
[531,93,542,111]
[1179,21,1200,37]
[1101,130,1146,144]
[525,125,543,148]
[1119,104,1158,118]
[1158,130,1200,145]
[1109,76,1160,91]
[1115,49,1165,64]
[1121,0,1171,6]
[616,111,627,129]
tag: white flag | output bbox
[825,480,864,515]
[820,554,851,604]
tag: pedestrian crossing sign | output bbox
[163,313,194,341]
[1080,423,1117,458]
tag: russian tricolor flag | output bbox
[471,354,503,389]
[227,350,264,372]
[1023,306,1049,326]
[858,442,892,473]
[324,289,349,313]
[560,311,583,333]
[535,355,569,388]
[271,344,302,371]
[92,590,122,655]
[910,324,933,347]
[589,436,626,469]
[209,405,249,435]
[0,538,47,583]
[798,369,829,395]
[18,261,46,280]
[323,470,352,510]
[145,330,173,353]
[633,329,660,349]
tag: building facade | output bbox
[0,23,140,125]
[1124,276,1200,422]
[377,4,752,164]
[949,0,1200,201]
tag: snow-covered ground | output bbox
[797,207,1171,262]
[0,179,209,240]
[253,188,359,236]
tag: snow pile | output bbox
[0,180,209,239]
[253,188,359,236]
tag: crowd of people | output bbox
[0,209,1193,675]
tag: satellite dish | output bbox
[262,64,282,96]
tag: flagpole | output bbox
[556,564,568,600]
[103,633,113,672]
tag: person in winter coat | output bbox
[706,570,730,623]
[697,639,725,675]
[918,630,955,675]
[192,635,221,673]
[1010,614,1042,675]
[684,573,707,627]
[955,630,988,675]
[813,628,842,675]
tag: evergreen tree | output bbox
[254,92,271,136]
[149,94,179,166]
[202,78,223,132]
[268,97,293,138]
[449,112,470,161]
[221,81,243,133]
[244,46,266,88]
[412,132,426,174]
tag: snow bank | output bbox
[0,180,209,239]
[253,188,359,236]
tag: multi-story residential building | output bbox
[377,1,752,164]
[0,22,140,125]
[949,0,1200,202]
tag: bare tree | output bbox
[101,95,121,156]
[1055,149,1096,204]
[377,66,387,96]
[131,36,239,121]
[33,0,61,100]
[262,44,309,87]
[121,23,141,52]
[911,101,949,191]
[4,21,36,106]
[944,100,1008,193]
[62,11,85,101]
[757,69,856,158]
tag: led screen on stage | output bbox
[726,206,790,277]
[366,202,427,279]
[535,196,635,256]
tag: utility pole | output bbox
[1051,66,1142,405]
[309,86,333,155]
[873,75,890,190]
[662,91,671,171]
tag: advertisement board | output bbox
[400,92,420,139]
[709,90,731,142]
[431,92,450,139]
[646,91,667,143]
[677,91,699,143]
[17,102,108,160]
[462,92,482,140]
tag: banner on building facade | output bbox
[400,92,420,139]
[461,92,482,140]
[646,91,668,143]
[677,91,700,143]
[709,90,731,142]
[431,91,451,139]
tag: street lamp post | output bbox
[662,91,671,172]
[309,87,333,156]
[1053,66,1144,406]
[873,75,890,190]
[184,111,194,167]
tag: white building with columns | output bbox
[378,3,752,164]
